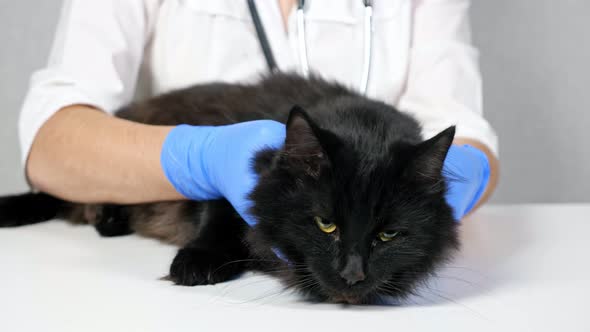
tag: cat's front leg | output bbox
[167,200,250,286]
[86,205,134,237]
[168,245,247,286]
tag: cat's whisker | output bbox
[263,268,312,275]
[431,274,479,287]
[282,277,321,293]
[208,258,283,277]
[415,286,490,321]
[218,277,283,294]
[221,283,299,305]
[441,266,490,277]
[295,282,321,294]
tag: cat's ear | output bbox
[406,126,456,182]
[282,106,329,178]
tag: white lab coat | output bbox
[18,0,498,165]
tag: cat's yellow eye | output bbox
[314,216,336,234]
[378,231,399,242]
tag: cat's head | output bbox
[249,104,459,304]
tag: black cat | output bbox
[0,73,458,304]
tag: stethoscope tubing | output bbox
[296,5,310,77]
[248,0,374,95]
[359,2,373,95]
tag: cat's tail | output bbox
[0,192,70,227]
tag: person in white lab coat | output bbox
[20,0,499,224]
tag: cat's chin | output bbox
[298,290,368,305]
[329,294,364,305]
[327,291,390,305]
[306,287,379,305]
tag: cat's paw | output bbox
[168,248,245,286]
[92,205,133,237]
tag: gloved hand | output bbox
[160,121,286,226]
[443,144,491,221]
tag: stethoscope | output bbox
[247,0,374,95]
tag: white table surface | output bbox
[0,204,588,332]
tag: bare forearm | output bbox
[26,105,184,204]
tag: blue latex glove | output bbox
[443,144,491,221]
[160,121,286,226]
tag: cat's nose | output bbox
[339,254,366,286]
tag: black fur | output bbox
[0,193,64,226]
[93,205,134,237]
[168,200,249,286]
[0,73,458,304]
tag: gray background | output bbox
[0,0,588,202]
